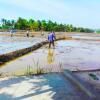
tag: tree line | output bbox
[0,17,94,33]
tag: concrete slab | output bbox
[0,73,89,100]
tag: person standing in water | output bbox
[26,30,29,37]
[48,31,56,48]
[10,30,13,37]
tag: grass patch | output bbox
[89,73,99,80]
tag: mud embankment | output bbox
[0,36,66,65]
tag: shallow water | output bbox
[0,39,100,75]
[0,36,45,54]
[67,33,100,40]
[72,36,100,40]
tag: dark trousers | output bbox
[49,41,55,48]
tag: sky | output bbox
[0,0,100,29]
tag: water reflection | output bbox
[47,49,54,64]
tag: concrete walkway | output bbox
[0,73,90,100]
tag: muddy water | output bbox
[0,39,100,75]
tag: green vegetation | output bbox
[96,29,100,34]
[89,73,99,80]
[0,17,94,32]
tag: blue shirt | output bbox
[48,33,55,42]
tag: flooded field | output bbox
[67,33,100,40]
[0,33,100,76]
[0,36,46,55]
